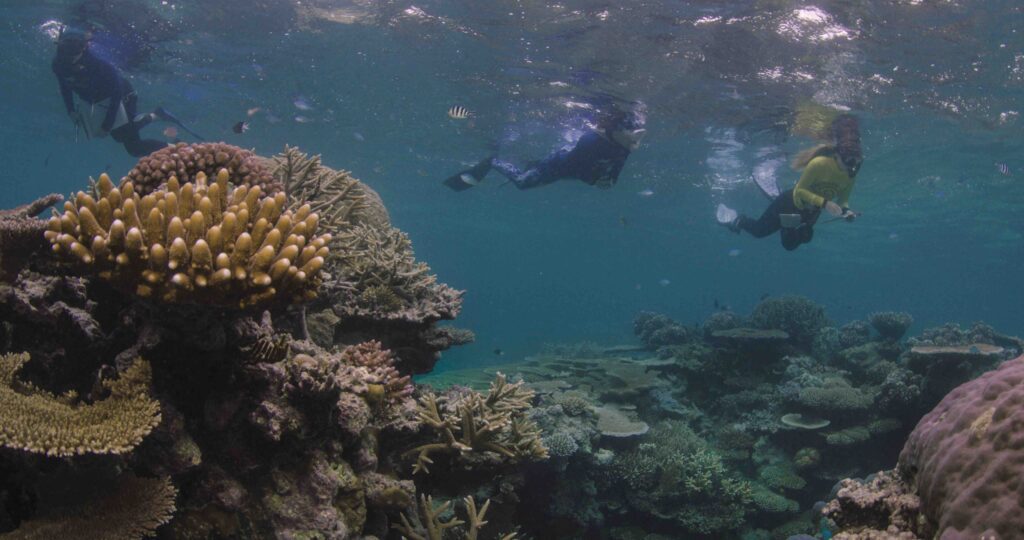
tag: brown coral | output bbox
[394,495,518,540]
[339,340,413,406]
[330,223,462,322]
[0,353,160,456]
[124,142,280,196]
[268,146,390,235]
[4,473,177,540]
[45,170,330,308]
[405,373,548,474]
[0,194,64,277]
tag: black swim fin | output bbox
[443,156,493,191]
[154,107,206,141]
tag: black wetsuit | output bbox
[53,49,166,157]
[492,132,631,189]
[736,188,821,251]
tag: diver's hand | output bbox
[824,200,843,217]
[843,210,859,222]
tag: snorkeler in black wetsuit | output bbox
[52,28,200,157]
[443,104,647,191]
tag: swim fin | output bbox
[153,107,205,141]
[443,156,493,191]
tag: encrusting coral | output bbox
[124,142,281,196]
[0,353,160,457]
[406,373,548,474]
[2,473,177,540]
[45,170,330,308]
[394,495,519,540]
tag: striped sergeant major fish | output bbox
[447,105,472,120]
[995,162,1012,176]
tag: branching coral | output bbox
[339,340,413,407]
[0,353,160,456]
[269,146,389,235]
[394,495,518,540]
[125,142,280,196]
[329,223,462,321]
[45,171,330,308]
[405,373,548,474]
[3,473,177,540]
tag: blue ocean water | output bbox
[1,0,1021,375]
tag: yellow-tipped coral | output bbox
[45,169,330,308]
[0,353,160,457]
[3,473,177,540]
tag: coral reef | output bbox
[394,495,519,540]
[45,171,330,308]
[125,142,280,196]
[3,473,177,540]
[868,312,913,341]
[0,353,159,456]
[406,373,548,474]
[634,311,692,349]
[0,193,63,278]
[749,295,829,346]
[0,147,486,539]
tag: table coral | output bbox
[45,171,329,308]
[0,353,160,457]
[125,142,280,196]
[1,473,176,540]
[868,311,913,341]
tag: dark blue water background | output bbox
[1,0,1021,371]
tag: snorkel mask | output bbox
[840,153,863,177]
[831,114,862,177]
[612,128,647,151]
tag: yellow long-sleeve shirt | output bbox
[792,155,855,210]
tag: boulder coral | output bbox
[125,142,281,196]
[750,295,829,346]
[45,171,330,308]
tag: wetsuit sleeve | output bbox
[793,158,827,208]
[53,62,76,114]
[837,181,853,207]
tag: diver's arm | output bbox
[792,159,827,209]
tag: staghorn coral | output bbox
[394,495,518,540]
[750,295,829,346]
[45,171,330,308]
[329,223,462,322]
[124,142,280,196]
[406,373,548,474]
[0,353,160,456]
[268,146,390,235]
[3,473,176,540]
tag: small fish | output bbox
[44,153,51,167]
[447,105,472,120]
[353,132,365,142]
[232,121,249,134]
[493,349,504,356]
[759,293,770,301]
[293,96,313,111]
[247,107,262,117]
[658,278,671,287]
[888,232,899,240]
[162,126,178,138]
[618,215,629,227]
[638,188,655,197]
[728,248,741,257]
[294,115,312,124]
[996,162,1012,176]
[713,299,720,309]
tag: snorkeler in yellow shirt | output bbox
[718,114,863,251]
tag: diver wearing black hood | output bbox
[443,104,647,191]
[52,28,196,157]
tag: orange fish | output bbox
[162,126,178,138]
